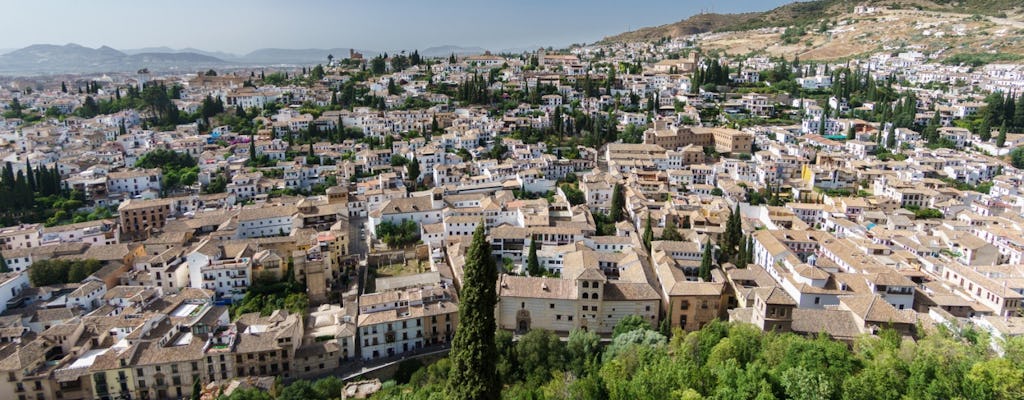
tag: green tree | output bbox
[699,239,714,281]
[406,157,420,187]
[997,122,1008,147]
[610,183,625,222]
[643,213,654,250]
[613,315,651,338]
[516,329,567,385]
[527,237,542,276]
[191,378,202,400]
[979,118,992,142]
[566,328,601,376]
[0,253,9,273]
[1009,147,1024,169]
[447,223,500,400]
[662,217,682,241]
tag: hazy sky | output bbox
[0,0,793,54]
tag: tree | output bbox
[1010,147,1024,169]
[613,315,651,338]
[0,253,8,273]
[191,378,202,400]
[997,123,1008,147]
[610,183,625,222]
[515,329,566,385]
[60,81,67,93]
[643,213,654,250]
[566,328,601,376]
[447,223,500,400]
[406,157,420,187]
[721,204,742,263]
[979,118,992,142]
[699,239,714,281]
[527,237,542,276]
[662,217,682,241]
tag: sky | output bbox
[0,0,794,55]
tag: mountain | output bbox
[123,47,239,61]
[601,0,1023,43]
[0,43,227,75]
[235,48,359,65]
[421,45,487,58]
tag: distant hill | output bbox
[601,0,1023,43]
[0,43,228,75]
[122,46,238,61]
[421,45,487,58]
[235,48,360,65]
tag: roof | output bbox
[839,295,916,324]
[497,275,576,300]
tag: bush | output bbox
[28,259,102,286]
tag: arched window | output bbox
[592,282,599,289]
[582,293,589,299]
[582,281,589,288]
[592,293,599,300]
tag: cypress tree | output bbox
[25,161,35,192]
[997,123,1008,148]
[610,184,625,222]
[744,235,754,267]
[447,223,500,400]
[526,237,541,276]
[662,216,682,241]
[736,235,747,268]
[979,118,992,142]
[699,239,713,281]
[682,215,691,229]
[191,378,202,400]
[643,213,654,250]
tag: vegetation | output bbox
[219,376,342,400]
[370,317,1024,400]
[0,160,70,226]
[527,238,542,276]
[447,224,501,399]
[229,265,308,318]
[943,53,1024,67]
[28,259,102,286]
[135,149,198,194]
[375,220,421,248]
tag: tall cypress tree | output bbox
[447,223,500,400]
[527,237,541,277]
[997,123,1008,148]
[0,253,9,273]
[25,161,35,192]
[643,213,654,250]
[699,239,713,281]
[662,217,682,241]
[609,184,625,222]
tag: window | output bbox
[549,303,554,309]
[814,297,820,305]
[592,293,598,300]
[680,300,690,310]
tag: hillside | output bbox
[602,0,1024,63]
[602,0,1023,43]
[0,43,227,75]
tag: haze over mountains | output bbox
[0,43,509,75]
